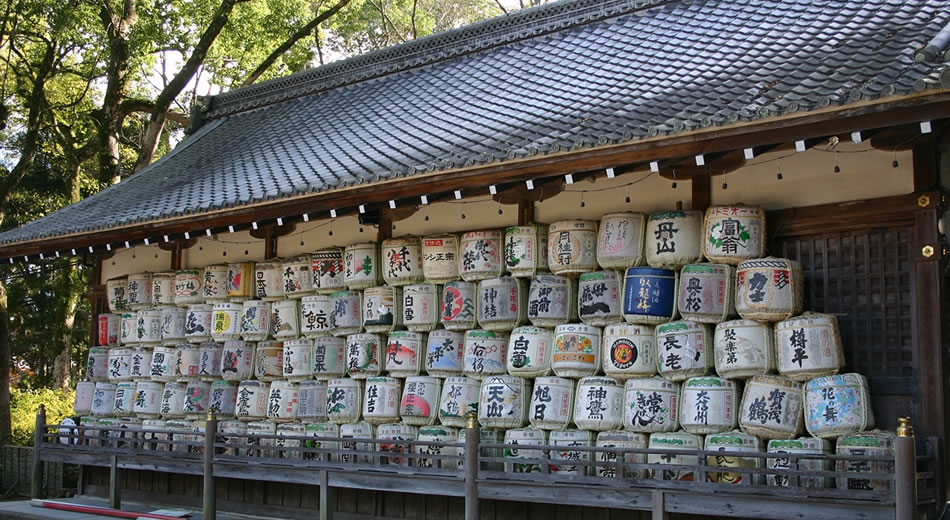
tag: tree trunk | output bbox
[98,0,137,185]
[51,162,84,390]
[0,279,11,447]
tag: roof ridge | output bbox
[205,0,670,119]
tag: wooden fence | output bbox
[2,445,69,498]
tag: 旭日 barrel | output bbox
[528,376,574,430]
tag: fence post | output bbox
[109,454,121,509]
[319,469,335,520]
[464,411,480,520]
[895,416,917,520]
[203,409,218,520]
[31,404,46,499]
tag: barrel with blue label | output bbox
[622,267,678,324]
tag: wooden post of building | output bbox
[31,404,46,499]
[517,196,534,226]
[651,490,668,520]
[319,469,335,520]
[464,411,480,520]
[109,454,121,509]
[895,417,917,520]
[203,410,218,520]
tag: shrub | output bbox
[9,388,76,446]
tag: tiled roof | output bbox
[1,0,948,248]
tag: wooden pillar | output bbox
[464,412,480,520]
[203,411,217,520]
[691,173,711,212]
[378,212,393,242]
[264,226,278,260]
[31,404,45,499]
[517,196,534,225]
[320,469,335,520]
[651,490,668,520]
[895,417,918,520]
[108,454,121,509]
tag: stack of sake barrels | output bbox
[73,208,887,489]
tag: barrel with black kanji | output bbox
[738,375,803,440]
[804,373,874,439]
[478,374,528,429]
[735,257,803,321]
[775,312,844,382]
[714,319,775,379]
[622,267,678,324]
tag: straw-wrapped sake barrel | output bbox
[415,426,458,469]
[282,338,314,380]
[677,264,736,323]
[425,330,464,377]
[98,314,121,347]
[80,416,101,447]
[703,205,766,265]
[344,333,381,378]
[738,375,804,440]
[112,382,136,416]
[478,375,528,429]
[602,324,655,380]
[597,212,646,269]
[281,254,314,298]
[382,236,424,286]
[208,380,237,419]
[458,428,504,471]
[149,345,177,382]
[362,286,401,333]
[804,373,874,439]
[254,341,284,381]
[705,430,763,484]
[528,376,574,430]
[506,326,554,378]
[835,431,895,492]
[578,271,623,326]
[107,277,129,313]
[624,377,679,433]
[574,376,624,431]
[129,347,152,381]
[174,270,203,306]
[776,312,844,382]
[344,242,381,290]
[714,320,775,379]
[550,429,593,476]
[766,437,832,488]
[504,428,547,473]
[552,323,601,378]
[235,381,269,421]
[217,420,248,456]
[735,258,803,321]
[463,330,508,379]
[622,267,678,324]
[198,342,222,380]
[276,422,307,460]
[478,277,527,331]
[402,284,439,332]
[202,265,229,302]
[329,290,362,336]
[226,262,254,300]
[648,431,701,481]
[421,235,460,283]
[679,377,738,434]
[133,381,163,418]
[548,220,598,276]
[304,423,339,461]
[326,378,363,424]
[152,272,176,307]
[440,281,477,330]
[339,422,375,463]
[527,275,575,327]
[459,230,504,281]
[159,382,186,418]
[504,224,549,278]
[311,248,345,294]
[135,310,163,344]
[271,299,300,340]
[220,340,255,381]
[312,336,346,380]
[185,304,213,343]
[438,376,480,427]
[297,380,328,422]
[240,300,270,341]
[385,330,425,377]
[211,303,242,342]
[160,307,186,345]
[75,381,95,415]
[400,376,441,426]
[377,423,418,466]
[267,380,299,423]
[246,420,277,457]
[298,295,331,338]
[182,380,211,419]
[254,261,284,301]
[87,347,110,382]
[175,343,203,379]
[656,321,712,381]
[120,313,136,346]
[645,210,703,269]
[108,348,132,382]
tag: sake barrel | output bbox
[120,313,136,346]
[402,283,439,332]
[98,313,121,347]
[299,295,332,337]
[151,272,176,307]
[507,326,554,378]
[574,376,624,431]
[271,299,300,340]
[183,380,211,419]
[656,321,712,381]
[329,290,362,336]
[479,277,527,331]
[425,330,465,377]
[362,285,401,333]
[75,381,96,415]
[679,377,738,434]
[87,347,110,381]
[254,341,284,381]
[313,336,346,380]
[184,304,213,343]
[528,376,574,430]
[211,303,242,342]
[385,330,425,377]
[108,348,132,382]
[463,330,508,379]
[504,428,547,473]
[345,333,381,378]
[478,375,528,429]
[97,417,125,448]
[735,258,804,321]
[160,307,187,345]
[298,380,328,422]
[422,234,460,283]
[703,205,766,265]
[107,277,129,313]
[459,230,504,281]
[239,301,271,341]
[552,323,601,378]
[209,380,237,418]
[80,416,101,447]
[440,281,477,330]
[602,323,656,380]
[202,265,229,302]
[112,382,136,416]
[804,373,874,439]
[705,430,763,484]
[648,431,701,480]
[176,343,202,381]
[312,248,345,294]
[622,267,678,324]
[129,347,152,380]
[226,262,254,299]
[438,376,480,427]
[527,275,575,327]
[267,380,299,423]
[174,270,203,306]
[415,426,458,469]
[624,377,680,433]
[504,224,550,278]
[458,428,504,471]
[836,431,895,492]
[235,381,269,421]
[220,340,255,381]
[767,437,832,488]
[645,210,703,269]
[141,419,168,450]
[548,220,598,276]
[597,212,646,269]
[714,319,775,379]
[362,377,401,425]
[678,264,736,323]
[198,342,223,380]
[595,430,648,478]
[550,429,593,475]
[282,338,314,380]
[246,420,277,457]
[776,312,844,382]
[400,376,441,426]
[148,345,178,382]
[276,422,307,459]
[254,261,284,301]
[135,310,163,344]
[282,254,314,298]
[133,381,163,418]
[218,420,248,456]
[326,378,363,424]
[377,423,418,465]
[578,271,623,326]
[344,242,381,290]
[305,422,340,461]
[382,236,424,286]
[739,375,804,440]
[159,382,186,418]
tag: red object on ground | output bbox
[31,499,187,520]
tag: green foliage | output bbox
[9,388,76,445]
